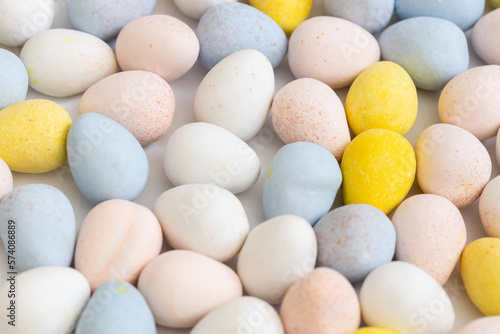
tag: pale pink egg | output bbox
[479,175,500,238]
[0,157,12,201]
[456,316,500,334]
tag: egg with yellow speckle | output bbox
[351,328,399,334]
[346,61,418,135]
[341,128,416,215]
[0,99,72,173]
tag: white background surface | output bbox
[1,0,498,332]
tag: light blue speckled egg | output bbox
[395,0,484,31]
[263,142,341,225]
[379,16,469,91]
[0,184,75,271]
[323,0,394,33]
[75,281,155,334]
[67,113,148,205]
[314,204,396,283]
[0,49,28,110]
[67,0,157,41]
[196,2,287,69]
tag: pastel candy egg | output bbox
[75,281,155,334]
[346,61,418,135]
[194,49,274,141]
[497,128,500,166]
[288,16,380,89]
[67,0,157,41]
[392,194,466,285]
[0,184,75,271]
[138,250,242,328]
[280,267,360,334]
[461,238,500,315]
[0,49,28,109]
[479,176,500,238]
[395,0,484,31]
[191,296,284,334]
[323,0,394,33]
[379,17,468,90]
[20,29,117,97]
[163,122,260,194]
[116,15,199,82]
[271,78,351,160]
[173,0,237,19]
[360,261,455,334]
[196,2,288,69]
[79,70,176,146]
[0,99,72,173]
[439,65,500,141]
[0,0,55,47]
[341,128,416,215]
[0,266,90,334]
[314,204,396,283]
[263,142,342,225]
[75,199,162,291]
[351,328,399,334]
[237,215,317,304]
[0,158,12,201]
[456,316,500,334]
[472,9,500,65]
[249,0,313,35]
[67,113,149,204]
[153,184,249,262]
[415,123,491,208]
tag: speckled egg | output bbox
[480,176,500,238]
[456,316,500,334]
[341,128,416,215]
[360,261,455,334]
[346,61,418,135]
[0,99,72,173]
[67,0,157,41]
[379,16,469,90]
[75,199,162,291]
[415,123,491,208]
[351,328,399,334]
[75,281,156,334]
[67,113,149,204]
[314,204,396,283]
[271,78,351,160]
[0,49,28,110]
[173,0,237,19]
[196,2,287,69]
[439,65,500,141]
[116,15,199,82]
[288,16,380,89]
[138,250,242,328]
[392,194,466,285]
[79,70,176,146]
[323,0,394,33]
[249,0,313,35]
[280,267,360,334]
[472,9,500,66]
[0,158,12,201]
[20,29,117,97]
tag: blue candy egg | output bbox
[0,184,75,271]
[75,281,155,334]
[263,142,341,225]
[379,16,469,90]
[0,49,28,110]
[67,113,148,204]
[196,2,287,69]
[67,0,157,41]
[314,204,396,283]
[395,0,484,31]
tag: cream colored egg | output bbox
[0,158,12,201]
[472,9,500,65]
[479,176,500,238]
[456,316,500,334]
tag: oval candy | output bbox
[472,9,500,66]
[479,175,500,238]
[0,49,28,110]
[0,158,12,201]
[173,0,237,19]
[456,316,500,334]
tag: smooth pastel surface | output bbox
[280,267,360,334]
[263,142,342,225]
[288,16,380,89]
[271,78,351,160]
[79,70,176,146]
[138,250,243,328]
[392,194,467,285]
[249,0,313,35]
[341,128,416,215]
[0,99,72,173]
[472,9,500,65]
[314,204,396,283]
[0,158,12,201]
[351,328,399,334]
[196,2,287,69]
[415,123,491,208]
[0,49,28,110]
[173,0,237,19]
[479,175,500,238]
[456,316,500,334]
[379,16,469,90]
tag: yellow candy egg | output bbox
[0,99,72,173]
[461,237,500,316]
[341,128,416,215]
[249,0,313,36]
[352,327,399,334]
[345,61,418,136]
